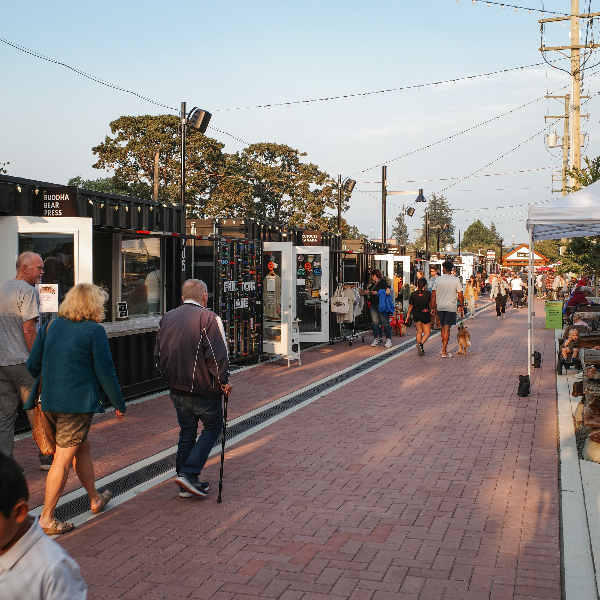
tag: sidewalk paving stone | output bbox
[27,298,564,599]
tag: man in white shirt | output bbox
[510,275,524,308]
[431,261,464,358]
[0,453,87,600]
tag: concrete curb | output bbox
[555,329,598,599]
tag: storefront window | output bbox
[18,233,75,305]
[121,236,162,317]
[263,250,283,343]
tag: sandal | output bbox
[41,517,76,535]
[91,490,113,514]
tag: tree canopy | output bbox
[85,114,349,232]
[461,219,495,249]
[415,193,454,250]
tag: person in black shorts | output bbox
[405,278,432,356]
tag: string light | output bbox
[357,165,558,184]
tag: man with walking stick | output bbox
[154,279,232,498]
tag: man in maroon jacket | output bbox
[155,279,232,498]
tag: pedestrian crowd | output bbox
[0,253,231,547]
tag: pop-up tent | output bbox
[525,179,600,375]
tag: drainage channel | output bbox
[41,301,493,525]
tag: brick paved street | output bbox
[21,299,561,599]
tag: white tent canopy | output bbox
[527,179,600,240]
[524,179,600,376]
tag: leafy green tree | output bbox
[90,116,344,229]
[534,239,560,263]
[415,193,454,249]
[232,143,340,229]
[489,221,502,245]
[68,175,151,199]
[391,213,409,246]
[344,224,368,239]
[91,114,226,210]
[566,156,600,192]
[461,219,495,249]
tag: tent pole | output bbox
[527,228,533,378]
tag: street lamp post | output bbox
[337,174,356,234]
[180,101,212,214]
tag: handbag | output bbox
[331,296,350,314]
[31,322,56,455]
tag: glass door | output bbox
[294,246,329,343]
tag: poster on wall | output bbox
[36,284,59,313]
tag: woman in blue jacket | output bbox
[25,283,126,535]
[368,270,393,348]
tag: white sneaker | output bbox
[371,339,380,347]
[497,316,501,319]
[384,339,393,348]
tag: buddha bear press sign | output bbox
[36,186,78,217]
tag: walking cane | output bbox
[217,390,229,503]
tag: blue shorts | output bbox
[437,311,456,327]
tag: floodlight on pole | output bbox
[406,207,415,217]
[337,175,357,234]
[415,189,426,202]
[181,102,212,213]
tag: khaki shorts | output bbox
[44,412,94,448]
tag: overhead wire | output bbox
[352,79,575,176]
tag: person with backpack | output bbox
[368,270,393,348]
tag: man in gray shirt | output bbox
[0,252,51,469]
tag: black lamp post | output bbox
[180,102,212,212]
[337,175,356,234]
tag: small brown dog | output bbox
[457,324,471,356]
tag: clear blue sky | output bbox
[2,0,599,245]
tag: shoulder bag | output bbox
[331,287,350,314]
[32,321,56,455]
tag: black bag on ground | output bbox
[532,351,541,369]
[518,374,530,397]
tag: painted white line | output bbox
[555,330,598,600]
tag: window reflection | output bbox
[18,233,75,305]
[122,236,161,317]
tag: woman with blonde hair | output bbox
[25,283,126,535]
[464,275,479,319]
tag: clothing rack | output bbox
[333,282,367,346]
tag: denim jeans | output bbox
[370,306,392,340]
[170,392,222,479]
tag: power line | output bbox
[465,0,569,16]
[213,59,567,112]
[0,37,249,146]
[352,81,574,176]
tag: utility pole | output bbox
[381,165,387,246]
[337,174,342,234]
[402,204,405,248]
[153,151,159,202]
[425,211,429,253]
[540,2,600,186]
